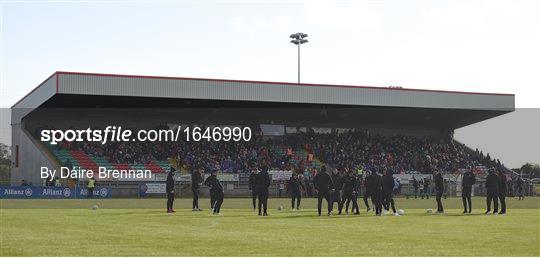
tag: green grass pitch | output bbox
[1,197,539,256]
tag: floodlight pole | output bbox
[290,32,308,84]
[297,43,300,84]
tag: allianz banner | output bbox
[76,186,113,198]
[0,186,112,199]
[269,170,292,181]
[139,183,166,197]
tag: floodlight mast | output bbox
[289,32,308,83]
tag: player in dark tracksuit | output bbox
[205,170,224,214]
[191,168,203,211]
[498,170,507,214]
[342,171,360,214]
[362,172,371,212]
[331,169,343,214]
[422,178,430,199]
[248,169,258,210]
[313,166,335,216]
[434,171,444,213]
[355,173,363,212]
[255,167,271,216]
[516,176,524,200]
[382,170,397,214]
[367,171,383,216]
[289,173,304,210]
[412,176,419,199]
[207,171,217,210]
[339,170,359,215]
[485,169,499,214]
[166,167,176,213]
[461,169,476,213]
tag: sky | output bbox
[0,0,539,168]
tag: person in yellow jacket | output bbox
[87,176,96,198]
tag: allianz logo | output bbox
[3,188,33,196]
[4,189,25,195]
[41,188,71,197]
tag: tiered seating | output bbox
[46,142,172,177]
[91,155,114,170]
[156,160,170,171]
[50,148,80,168]
[69,150,99,173]
[145,160,166,173]
[131,163,147,172]
[40,129,503,179]
[114,163,132,171]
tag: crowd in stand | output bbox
[38,125,504,176]
[279,130,501,175]
[43,125,276,172]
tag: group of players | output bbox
[290,165,408,216]
[165,164,509,216]
[452,168,508,215]
[168,165,273,215]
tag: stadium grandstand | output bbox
[11,71,533,198]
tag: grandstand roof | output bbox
[12,71,515,129]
